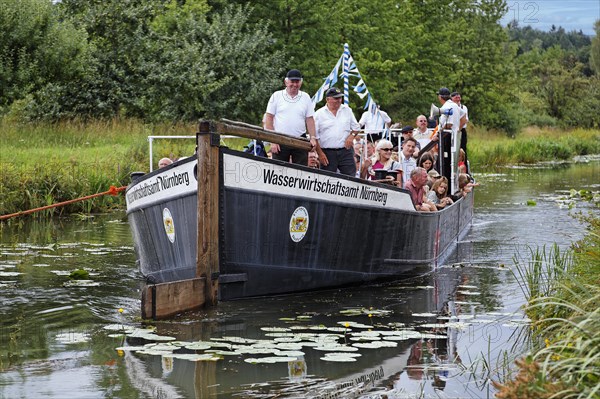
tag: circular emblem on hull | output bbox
[163,208,176,243]
[289,206,309,242]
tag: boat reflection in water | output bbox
[121,262,466,398]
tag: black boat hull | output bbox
[126,149,473,301]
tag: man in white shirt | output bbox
[413,115,432,148]
[398,137,418,185]
[437,88,462,137]
[359,105,391,142]
[265,69,317,165]
[314,87,361,176]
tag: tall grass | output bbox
[494,216,600,398]
[468,126,600,167]
[1,119,599,216]
[0,119,247,215]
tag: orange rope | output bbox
[0,185,127,221]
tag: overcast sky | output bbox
[500,0,599,35]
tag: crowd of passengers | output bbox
[259,69,477,212]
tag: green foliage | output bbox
[0,0,91,116]
[140,4,285,123]
[0,0,598,133]
[591,21,600,75]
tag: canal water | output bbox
[0,160,598,399]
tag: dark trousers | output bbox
[320,147,356,176]
[272,145,308,165]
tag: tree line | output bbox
[1,0,599,135]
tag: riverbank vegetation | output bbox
[1,119,598,216]
[494,215,600,398]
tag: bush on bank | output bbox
[0,120,599,216]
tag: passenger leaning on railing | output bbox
[404,167,436,212]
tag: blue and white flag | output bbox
[312,55,343,105]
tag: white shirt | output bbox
[315,104,360,149]
[413,128,433,148]
[440,100,462,136]
[458,103,469,127]
[359,109,391,133]
[398,155,416,184]
[266,90,315,138]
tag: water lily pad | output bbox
[137,350,176,356]
[352,341,397,349]
[457,291,481,296]
[261,327,291,332]
[185,342,212,351]
[116,346,147,351]
[50,270,71,276]
[313,345,359,352]
[419,323,448,329]
[206,350,241,356]
[275,350,304,357]
[336,321,372,329]
[218,336,257,344]
[63,280,100,287]
[275,342,303,350]
[382,331,421,341]
[244,356,298,364]
[420,333,448,339]
[0,271,22,277]
[169,353,221,362]
[320,355,357,362]
[144,343,177,352]
[56,332,90,344]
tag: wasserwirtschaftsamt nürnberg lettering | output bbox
[263,169,388,205]
[127,171,190,203]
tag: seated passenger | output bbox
[404,167,436,212]
[427,176,454,210]
[362,139,402,184]
[308,151,320,168]
[158,157,173,168]
[417,152,435,174]
[399,126,421,158]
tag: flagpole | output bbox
[343,43,350,105]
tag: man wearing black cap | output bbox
[265,69,317,165]
[437,87,463,137]
[313,87,361,176]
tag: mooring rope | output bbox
[0,185,127,221]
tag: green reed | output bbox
[495,215,600,399]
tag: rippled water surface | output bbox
[0,161,598,398]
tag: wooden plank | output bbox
[196,121,219,306]
[142,278,206,319]
[215,119,312,151]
